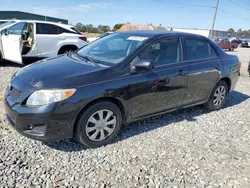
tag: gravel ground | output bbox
[0,48,250,188]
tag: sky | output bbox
[1,0,250,31]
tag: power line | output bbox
[163,1,213,8]
[162,0,250,25]
[218,9,250,22]
[227,0,250,12]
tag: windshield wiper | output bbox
[75,53,100,66]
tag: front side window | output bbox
[77,33,150,64]
[8,22,26,35]
[185,39,211,60]
[0,21,16,30]
[137,38,182,66]
[36,23,59,34]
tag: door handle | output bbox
[178,69,186,76]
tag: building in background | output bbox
[169,28,250,39]
[118,23,250,39]
[0,11,68,24]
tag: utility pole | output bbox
[210,0,219,38]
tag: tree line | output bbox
[75,23,124,33]
[227,28,250,35]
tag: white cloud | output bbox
[1,2,112,19]
[76,3,112,11]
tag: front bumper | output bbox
[4,96,75,142]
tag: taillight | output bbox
[79,37,87,42]
[238,61,241,69]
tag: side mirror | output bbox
[134,60,154,70]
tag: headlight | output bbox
[26,89,76,106]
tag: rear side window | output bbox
[210,45,218,57]
[36,23,59,34]
[58,27,77,34]
[185,39,215,60]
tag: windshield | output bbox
[0,21,16,30]
[77,33,150,64]
[99,33,109,38]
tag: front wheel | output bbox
[204,80,228,111]
[75,101,122,148]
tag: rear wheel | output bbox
[75,101,122,148]
[204,80,228,111]
[228,46,234,51]
[58,46,78,55]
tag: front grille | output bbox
[9,86,22,100]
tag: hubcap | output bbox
[213,86,226,107]
[85,109,116,141]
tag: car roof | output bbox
[5,19,73,30]
[119,30,206,38]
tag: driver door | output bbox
[1,22,26,64]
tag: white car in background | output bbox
[0,20,87,64]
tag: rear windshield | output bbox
[71,27,81,34]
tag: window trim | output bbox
[183,37,218,62]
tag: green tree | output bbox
[113,23,124,31]
[75,23,83,32]
[238,29,242,33]
[227,28,234,33]
[243,30,249,35]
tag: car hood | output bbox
[12,54,109,89]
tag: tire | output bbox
[204,80,228,111]
[58,46,77,55]
[231,46,234,51]
[75,101,122,148]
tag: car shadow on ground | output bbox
[0,59,36,67]
[45,90,249,152]
[0,60,23,68]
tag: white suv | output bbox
[0,20,87,64]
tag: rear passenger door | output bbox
[183,37,220,105]
[36,23,61,57]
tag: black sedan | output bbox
[4,31,241,148]
[241,40,250,47]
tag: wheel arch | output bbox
[58,45,78,55]
[220,77,231,91]
[205,76,232,103]
[73,97,127,133]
